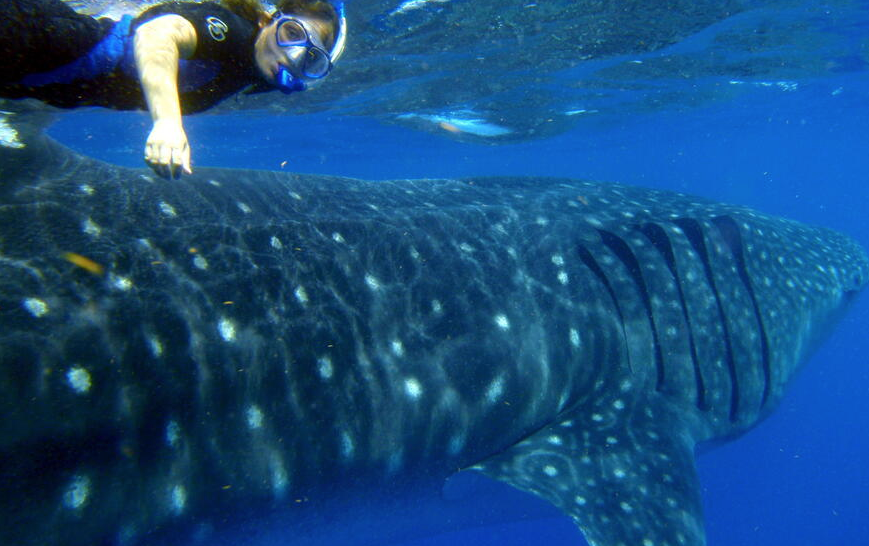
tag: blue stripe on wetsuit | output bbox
[20,14,220,92]
[21,15,134,86]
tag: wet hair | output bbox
[220,0,267,23]
[221,0,339,49]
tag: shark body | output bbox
[0,112,866,546]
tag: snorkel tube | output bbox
[274,1,347,94]
[329,2,347,64]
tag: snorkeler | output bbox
[0,0,347,177]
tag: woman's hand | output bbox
[145,119,192,178]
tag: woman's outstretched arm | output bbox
[134,14,197,177]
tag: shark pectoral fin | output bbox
[473,403,706,546]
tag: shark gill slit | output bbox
[711,215,772,408]
[636,222,708,410]
[597,229,666,391]
[576,243,633,373]
[673,217,741,422]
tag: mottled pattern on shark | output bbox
[0,111,866,546]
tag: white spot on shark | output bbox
[294,286,309,304]
[404,378,423,399]
[543,465,558,477]
[193,255,208,270]
[218,318,237,342]
[111,275,132,291]
[236,202,252,214]
[447,434,466,455]
[271,460,289,498]
[158,202,177,217]
[318,357,334,380]
[494,314,510,330]
[82,218,101,236]
[365,274,381,290]
[166,420,180,447]
[170,485,187,514]
[391,340,405,357]
[246,405,264,429]
[67,368,91,394]
[569,328,580,348]
[147,335,163,357]
[332,232,345,243]
[63,475,90,509]
[340,431,355,459]
[585,215,603,228]
[270,236,283,249]
[23,298,48,317]
[485,376,504,403]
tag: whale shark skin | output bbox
[0,110,866,546]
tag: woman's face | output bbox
[254,14,332,85]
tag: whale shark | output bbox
[0,109,866,546]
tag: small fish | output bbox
[62,252,104,275]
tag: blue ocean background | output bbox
[47,0,869,544]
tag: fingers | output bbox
[143,122,194,179]
[182,146,193,175]
[144,140,193,179]
[172,145,192,177]
[144,143,167,179]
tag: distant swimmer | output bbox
[0,0,347,177]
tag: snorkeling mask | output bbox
[273,2,347,94]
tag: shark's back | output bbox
[0,118,866,546]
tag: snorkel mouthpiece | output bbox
[276,65,306,94]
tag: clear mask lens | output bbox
[303,49,330,78]
[276,19,307,47]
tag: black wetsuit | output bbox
[0,0,262,113]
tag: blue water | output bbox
[45,1,869,544]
